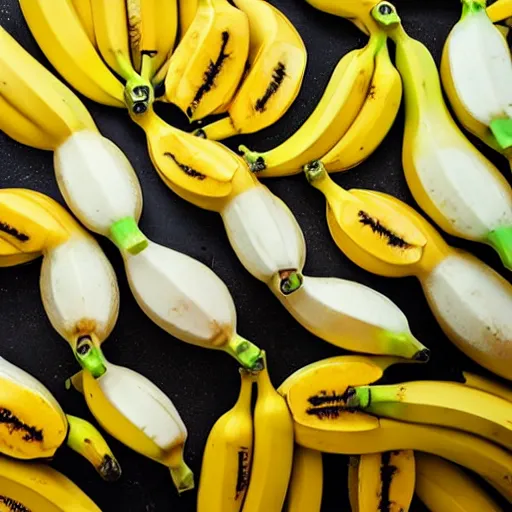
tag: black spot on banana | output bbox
[358,211,412,249]
[0,221,29,242]
[305,405,349,419]
[255,62,287,113]
[164,153,206,180]
[99,454,123,482]
[0,496,31,512]
[236,448,251,498]
[307,390,349,407]
[379,452,398,512]
[0,408,43,442]
[187,31,231,118]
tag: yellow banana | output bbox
[0,456,102,512]
[240,29,385,177]
[488,0,512,23]
[126,0,178,77]
[415,452,503,512]
[178,0,198,38]
[70,0,97,47]
[196,0,307,141]
[305,163,512,380]
[19,0,125,108]
[320,37,402,173]
[285,446,323,512]
[372,2,512,269]
[241,352,294,512]
[346,380,512,451]
[163,0,250,121]
[197,369,254,512]
[357,450,415,512]
[462,371,512,403]
[441,0,512,165]
[348,456,360,511]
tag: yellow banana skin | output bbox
[240,29,387,177]
[71,0,97,47]
[241,352,294,512]
[198,370,254,512]
[348,456,360,511]
[197,0,308,141]
[285,446,323,512]
[462,371,512,403]
[163,0,250,121]
[357,450,415,512]
[488,0,512,23]
[0,456,102,512]
[371,3,512,270]
[415,452,503,512]
[178,0,198,39]
[305,163,512,381]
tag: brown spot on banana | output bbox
[0,221,29,242]
[379,452,398,512]
[236,447,251,498]
[0,496,31,512]
[0,408,43,442]
[255,62,287,113]
[358,211,412,249]
[164,153,206,180]
[305,390,355,419]
[187,31,231,117]
[74,319,98,336]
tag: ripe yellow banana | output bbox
[348,456,360,511]
[462,371,512,403]
[0,456,102,512]
[346,380,512,451]
[19,0,125,108]
[285,446,323,512]
[197,369,254,512]
[162,0,250,121]
[240,28,386,177]
[357,450,415,512]
[305,163,512,380]
[441,0,512,165]
[319,37,402,173]
[196,0,307,141]
[372,2,512,270]
[0,355,120,480]
[71,0,97,47]
[415,452,503,512]
[178,0,198,38]
[240,352,294,512]
[282,354,512,502]
[488,0,512,23]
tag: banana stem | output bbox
[462,0,487,17]
[169,459,195,495]
[225,335,263,371]
[109,216,148,255]
[74,335,107,378]
[304,161,354,204]
[345,386,371,409]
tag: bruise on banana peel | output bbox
[236,447,251,498]
[305,389,355,419]
[0,221,29,242]
[379,451,398,512]
[255,62,288,113]
[0,497,31,512]
[357,210,412,249]
[0,408,43,443]
[164,153,206,180]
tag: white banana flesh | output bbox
[40,235,120,346]
[221,185,306,282]
[448,8,512,126]
[53,130,143,235]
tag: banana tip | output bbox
[413,348,430,363]
[99,454,122,482]
[238,145,266,173]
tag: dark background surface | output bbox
[0,0,510,510]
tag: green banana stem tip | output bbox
[345,386,371,409]
[372,2,401,27]
[170,461,195,495]
[280,270,304,295]
[487,226,512,271]
[461,0,486,17]
[74,336,107,378]
[225,335,264,372]
[489,118,512,151]
[124,75,154,116]
[304,160,328,184]
[238,145,267,173]
[110,217,149,255]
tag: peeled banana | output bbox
[305,163,512,380]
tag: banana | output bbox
[0,236,40,268]
[285,446,323,512]
[196,0,307,141]
[348,456,360,511]
[372,2,512,270]
[462,371,512,403]
[357,450,415,512]
[441,0,512,164]
[0,355,121,480]
[69,349,194,494]
[346,380,512,451]
[305,163,512,380]
[239,29,385,177]
[0,26,99,148]
[162,0,250,122]
[179,0,198,38]
[126,0,178,77]
[240,352,294,512]
[71,0,97,47]
[197,369,254,512]
[415,452,503,512]
[0,456,102,512]
[488,0,512,23]
[19,0,125,108]
[283,355,512,502]
[319,37,402,173]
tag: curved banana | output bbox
[346,380,512,451]
[197,369,254,512]
[71,0,97,47]
[285,446,323,512]
[441,0,512,164]
[488,0,512,23]
[305,163,512,380]
[162,0,250,122]
[357,450,415,512]
[19,0,125,108]
[0,456,102,512]
[240,352,294,512]
[462,371,512,403]
[319,38,402,173]
[0,355,120,480]
[179,0,198,39]
[372,2,512,269]
[240,29,386,177]
[196,0,307,141]
[415,452,503,512]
